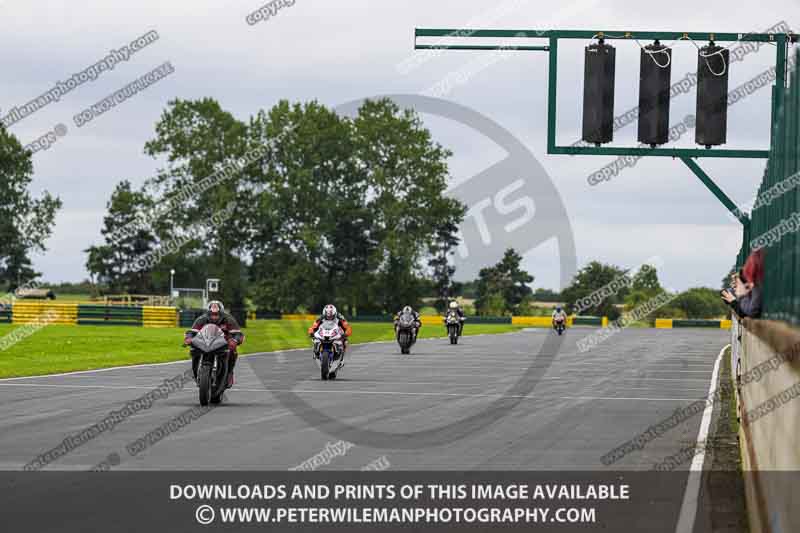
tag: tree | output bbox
[144,98,251,310]
[0,124,61,289]
[85,181,157,293]
[428,220,460,312]
[561,261,629,320]
[246,100,376,313]
[631,265,662,294]
[623,265,665,320]
[474,248,534,315]
[672,288,729,319]
[352,99,465,313]
[247,98,464,314]
[530,288,561,302]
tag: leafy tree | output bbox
[631,265,662,294]
[352,99,465,313]
[246,100,375,313]
[247,98,464,314]
[672,288,729,319]
[85,181,157,293]
[475,248,534,315]
[144,98,251,310]
[530,288,561,302]
[622,265,665,320]
[0,124,61,289]
[561,261,629,320]
[428,220,460,312]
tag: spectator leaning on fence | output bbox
[721,249,764,319]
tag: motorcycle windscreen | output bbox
[319,319,339,335]
[399,313,415,327]
[192,324,228,352]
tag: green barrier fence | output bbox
[672,319,724,328]
[737,49,799,324]
[77,305,142,326]
[572,316,603,326]
[0,307,11,323]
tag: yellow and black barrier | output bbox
[6,302,178,328]
[655,318,731,329]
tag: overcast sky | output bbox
[2,0,797,291]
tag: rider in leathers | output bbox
[184,300,244,388]
[394,305,422,343]
[445,301,465,335]
[308,304,353,351]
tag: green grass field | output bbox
[0,320,527,378]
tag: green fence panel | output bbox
[672,319,721,328]
[77,305,142,325]
[466,316,513,324]
[0,307,11,323]
[737,49,800,325]
[572,316,603,326]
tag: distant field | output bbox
[0,320,527,378]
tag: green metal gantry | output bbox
[414,28,799,226]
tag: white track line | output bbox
[674,344,726,533]
[0,382,702,402]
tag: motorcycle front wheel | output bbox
[198,364,212,406]
[321,352,330,381]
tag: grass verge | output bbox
[0,320,528,379]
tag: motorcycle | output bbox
[396,312,417,355]
[313,319,345,380]
[186,324,231,406]
[553,317,566,336]
[445,311,461,345]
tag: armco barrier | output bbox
[735,318,800,533]
[282,314,317,321]
[12,301,77,325]
[512,316,555,327]
[655,318,731,329]
[77,305,142,326]
[673,319,728,328]
[572,316,603,326]
[142,306,177,327]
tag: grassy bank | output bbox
[0,320,527,378]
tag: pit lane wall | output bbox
[731,316,800,533]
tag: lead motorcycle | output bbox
[313,319,345,380]
[186,324,231,406]
[445,310,461,345]
[553,316,566,336]
[396,312,417,355]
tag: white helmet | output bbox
[323,304,337,320]
[449,301,458,309]
[402,305,412,314]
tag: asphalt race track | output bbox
[0,327,728,472]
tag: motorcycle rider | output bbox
[308,304,353,351]
[394,305,422,343]
[445,301,465,335]
[552,306,567,330]
[184,300,244,388]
